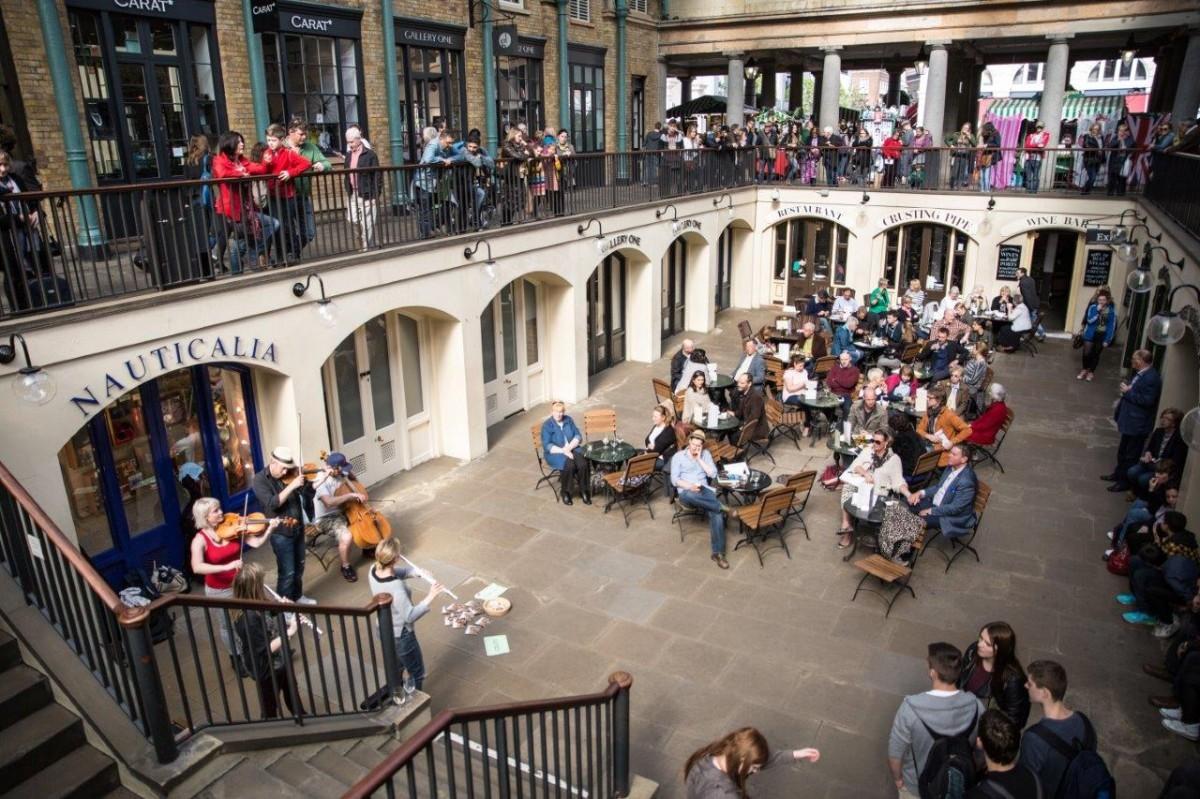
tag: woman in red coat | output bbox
[881,130,903,187]
[968,383,1009,446]
[212,131,275,273]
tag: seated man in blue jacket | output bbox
[903,443,978,539]
[540,401,591,506]
[832,317,863,364]
[918,326,964,381]
[1121,512,1197,637]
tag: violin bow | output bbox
[265,584,323,636]
[399,554,459,600]
[239,493,250,558]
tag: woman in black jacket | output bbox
[959,620,1030,728]
[232,562,304,720]
[642,403,677,470]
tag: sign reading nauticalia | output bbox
[70,336,279,417]
[773,205,846,224]
[878,209,978,236]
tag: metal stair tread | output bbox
[307,744,370,786]
[266,751,356,797]
[193,758,303,799]
[4,743,117,799]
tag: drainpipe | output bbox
[240,0,270,134]
[615,0,629,152]
[660,0,669,19]
[35,0,102,250]
[557,0,570,130]
[482,0,499,154]
[380,0,406,172]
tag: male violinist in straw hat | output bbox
[311,452,368,583]
[251,446,312,602]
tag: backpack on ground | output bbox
[917,706,979,799]
[1029,714,1115,799]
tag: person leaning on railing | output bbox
[262,123,313,262]
[948,122,977,190]
[231,562,304,720]
[0,150,40,313]
[1022,121,1050,193]
[287,118,331,253]
[211,131,278,274]
[1079,123,1106,195]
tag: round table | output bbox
[717,468,772,505]
[580,440,637,497]
[841,495,889,561]
[912,368,934,383]
[898,401,924,419]
[707,373,735,408]
[798,392,842,443]
[701,413,740,435]
[856,340,888,365]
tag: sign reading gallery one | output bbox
[70,336,279,417]
[600,234,641,255]
[878,209,978,237]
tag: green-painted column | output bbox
[557,0,570,131]
[615,0,628,152]
[380,0,405,169]
[241,0,270,133]
[481,0,498,154]
[660,0,669,19]
[36,0,102,247]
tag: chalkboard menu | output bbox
[996,245,1022,280]
[1083,249,1112,287]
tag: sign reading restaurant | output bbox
[878,208,978,237]
[773,204,846,225]
[70,336,279,417]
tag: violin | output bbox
[282,462,323,483]
[214,512,298,541]
[335,475,392,549]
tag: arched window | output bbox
[772,218,849,305]
[881,223,970,301]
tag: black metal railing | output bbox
[0,150,754,320]
[344,672,633,799]
[147,591,400,739]
[1144,152,1200,244]
[0,458,404,764]
[0,144,1149,321]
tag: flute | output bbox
[399,554,460,600]
[265,585,323,636]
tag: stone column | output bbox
[810,70,822,121]
[922,42,950,144]
[885,66,903,106]
[819,47,842,130]
[657,58,668,122]
[1040,35,1072,151]
[680,76,693,105]
[726,54,745,125]
[1172,31,1200,124]
[760,67,777,110]
[788,69,804,111]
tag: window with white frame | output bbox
[629,0,648,13]
[569,0,590,21]
[1088,59,1146,82]
[1015,63,1043,83]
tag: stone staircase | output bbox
[0,629,136,799]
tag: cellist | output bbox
[312,452,367,583]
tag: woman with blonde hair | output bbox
[684,726,819,797]
[369,537,444,691]
[231,562,303,719]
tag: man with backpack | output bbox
[968,710,1042,798]
[1020,660,1115,798]
[888,642,986,798]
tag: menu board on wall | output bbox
[996,245,1021,281]
[1083,249,1113,287]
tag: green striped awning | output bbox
[985,92,1126,122]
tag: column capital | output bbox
[925,40,951,50]
[1046,33,1074,43]
[820,45,842,54]
[725,51,745,60]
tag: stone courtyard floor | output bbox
[298,308,1196,797]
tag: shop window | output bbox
[263,32,362,153]
[58,427,112,557]
[207,367,256,496]
[772,218,846,302]
[396,39,467,162]
[570,62,605,152]
[882,223,969,300]
[497,55,544,138]
[524,280,539,364]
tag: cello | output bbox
[335,471,392,549]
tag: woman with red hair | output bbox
[684,727,819,798]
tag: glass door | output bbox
[661,238,687,339]
[716,226,732,311]
[482,282,526,425]
[587,254,626,375]
[323,316,400,482]
[783,220,832,304]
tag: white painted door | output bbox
[322,315,400,482]
[482,282,525,426]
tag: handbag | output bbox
[878,501,925,563]
[1120,157,1132,179]
[820,463,841,490]
[1072,334,1084,349]
[1106,544,1130,576]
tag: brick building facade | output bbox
[1,0,663,192]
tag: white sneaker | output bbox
[1106,531,1114,541]
[297,595,318,605]
[1163,718,1200,741]
[1161,706,1184,720]
[1103,548,1114,560]
[1156,618,1183,639]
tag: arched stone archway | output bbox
[659,229,711,340]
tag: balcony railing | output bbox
[0,146,1146,321]
[0,457,404,764]
[1144,152,1200,244]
